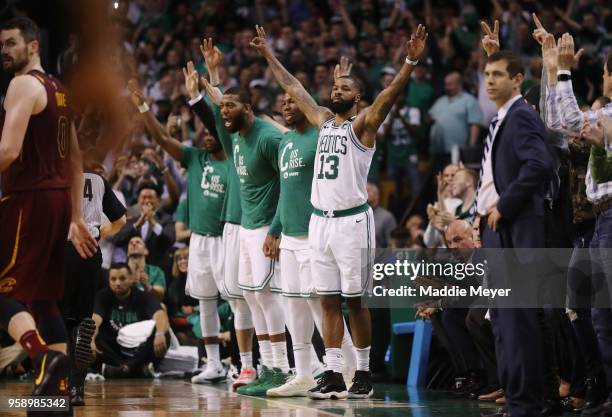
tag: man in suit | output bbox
[113,181,175,271]
[476,50,555,417]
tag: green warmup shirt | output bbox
[181,145,229,236]
[176,199,189,224]
[212,103,281,229]
[269,126,318,237]
[207,98,242,225]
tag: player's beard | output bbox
[1,48,29,73]
[329,98,355,114]
[227,113,246,133]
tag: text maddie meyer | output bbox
[372,285,511,299]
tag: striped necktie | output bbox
[474,115,499,206]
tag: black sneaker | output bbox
[101,363,130,379]
[348,370,373,399]
[73,318,96,369]
[32,351,71,396]
[69,385,85,406]
[308,370,347,400]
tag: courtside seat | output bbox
[392,320,432,388]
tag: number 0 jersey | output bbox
[0,70,73,194]
[311,116,375,211]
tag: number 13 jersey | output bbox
[311,116,375,211]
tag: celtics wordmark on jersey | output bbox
[311,117,375,212]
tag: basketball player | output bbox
[199,39,291,394]
[181,63,259,388]
[128,78,251,385]
[63,160,126,406]
[261,61,360,397]
[0,16,97,406]
[250,24,428,399]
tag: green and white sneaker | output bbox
[236,365,274,395]
[248,368,290,397]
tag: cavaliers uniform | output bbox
[0,70,73,304]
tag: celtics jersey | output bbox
[181,145,228,236]
[311,116,375,211]
[270,126,318,237]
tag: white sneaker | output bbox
[231,367,257,390]
[191,360,227,384]
[267,375,316,397]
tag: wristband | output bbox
[137,102,150,113]
[405,57,419,66]
[155,331,165,337]
[557,74,571,82]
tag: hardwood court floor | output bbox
[0,380,501,416]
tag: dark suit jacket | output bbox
[113,211,175,268]
[491,98,555,248]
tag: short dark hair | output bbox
[486,51,524,78]
[1,17,40,43]
[337,75,363,94]
[137,179,160,197]
[224,87,251,105]
[110,262,131,274]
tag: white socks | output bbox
[259,339,274,368]
[271,341,290,372]
[355,346,371,371]
[293,342,311,377]
[240,351,253,370]
[325,348,343,373]
[205,343,220,363]
[341,321,357,368]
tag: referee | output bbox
[62,162,126,406]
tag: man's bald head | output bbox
[444,71,462,97]
[445,220,474,249]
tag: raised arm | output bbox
[127,80,183,161]
[352,24,428,148]
[250,25,332,128]
[183,60,220,140]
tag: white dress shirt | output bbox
[477,94,523,216]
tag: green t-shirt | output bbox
[208,99,242,225]
[176,199,188,224]
[406,80,433,115]
[269,126,318,237]
[181,145,228,236]
[134,264,167,291]
[212,102,281,229]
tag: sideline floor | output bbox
[0,380,501,416]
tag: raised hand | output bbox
[201,77,223,106]
[541,34,558,71]
[250,25,269,55]
[127,79,146,108]
[182,60,199,99]
[334,56,353,80]
[200,38,223,69]
[406,24,428,62]
[557,33,584,71]
[532,13,548,46]
[480,20,500,56]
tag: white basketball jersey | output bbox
[311,116,375,211]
